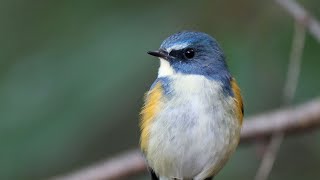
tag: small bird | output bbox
[140,31,243,180]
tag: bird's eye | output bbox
[184,48,195,59]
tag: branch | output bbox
[255,15,306,180]
[254,1,320,178]
[50,98,320,180]
[50,150,146,180]
[254,19,306,180]
[275,0,320,43]
[240,98,320,141]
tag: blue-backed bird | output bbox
[140,31,243,180]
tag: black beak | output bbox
[147,50,170,60]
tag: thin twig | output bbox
[50,98,320,180]
[275,0,320,43]
[254,20,306,180]
[283,22,306,105]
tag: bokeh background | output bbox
[1,0,320,179]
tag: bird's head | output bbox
[148,31,231,81]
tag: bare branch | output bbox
[275,0,320,43]
[254,19,306,180]
[51,150,146,180]
[50,98,320,180]
[240,98,320,141]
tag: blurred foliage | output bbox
[0,0,319,179]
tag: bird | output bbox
[139,31,243,180]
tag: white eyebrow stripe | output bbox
[166,43,190,52]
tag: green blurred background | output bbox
[1,0,319,179]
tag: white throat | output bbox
[158,58,175,77]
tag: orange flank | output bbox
[231,78,244,124]
[140,82,163,153]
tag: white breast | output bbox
[146,74,241,180]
